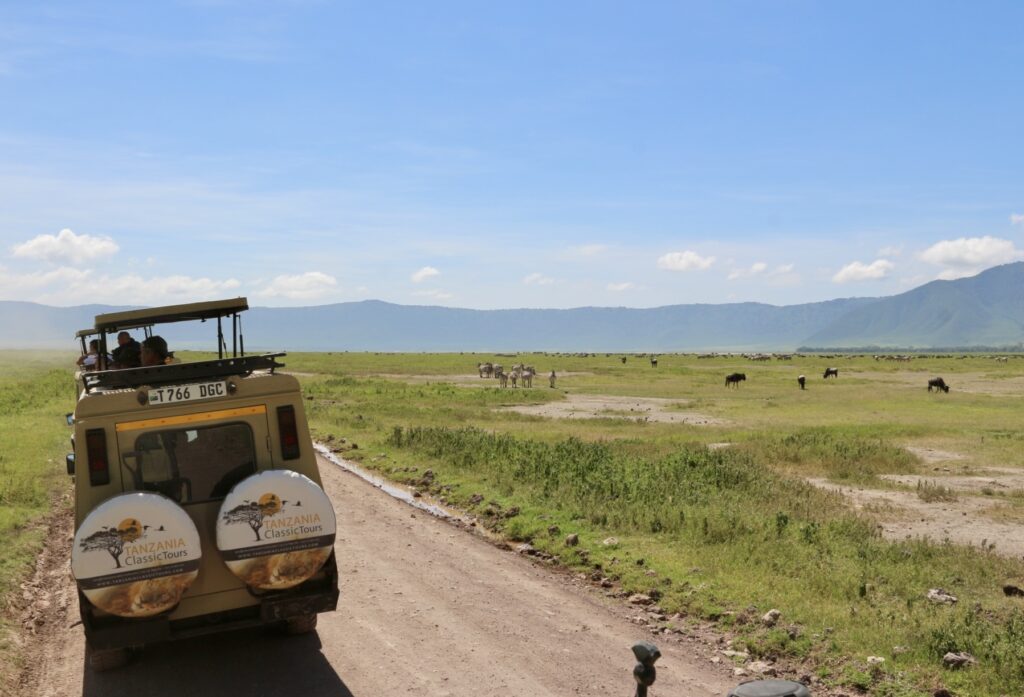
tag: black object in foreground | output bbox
[629,642,813,696]
[632,641,661,697]
[728,679,812,697]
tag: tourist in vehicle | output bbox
[111,331,142,369]
[140,335,170,366]
[77,339,111,371]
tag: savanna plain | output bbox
[4,350,1024,696]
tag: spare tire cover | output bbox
[216,470,336,590]
[72,492,201,618]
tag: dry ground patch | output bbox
[852,369,1024,396]
[808,477,1024,557]
[499,393,725,424]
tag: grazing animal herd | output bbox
[478,362,538,389]
[476,356,960,394]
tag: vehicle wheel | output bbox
[87,645,129,672]
[284,613,318,635]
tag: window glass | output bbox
[122,423,256,503]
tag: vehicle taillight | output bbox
[277,405,300,460]
[85,428,110,486]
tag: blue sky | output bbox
[2,1,1023,308]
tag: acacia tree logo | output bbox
[79,518,148,569]
[222,493,285,541]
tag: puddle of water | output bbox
[314,442,467,522]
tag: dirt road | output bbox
[20,455,735,697]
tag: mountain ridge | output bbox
[3,263,1022,351]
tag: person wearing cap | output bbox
[141,335,170,367]
[111,331,142,369]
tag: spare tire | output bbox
[216,470,336,590]
[72,492,201,618]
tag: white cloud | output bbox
[257,271,337,300]
[411,289,453,300]
[919,236,1023,271]
[934,268,977,281]
[0,266,243,305]
[1010,213,1024,226]
[877,245,903,258]
[0,266,92,290]
[12,228,119,264]
[607,282,635,292]
[523,272,555,286]
[727,261,768,280]
[567,244,608,257]
[657,251,716,272]
[410,266,440,283]
[832,259,894,283]
[770,263,795,276]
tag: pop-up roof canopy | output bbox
[81,297,277,392]
[94,298,249,333]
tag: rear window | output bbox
[121,422,257,504]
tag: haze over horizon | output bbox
[2,3,1023,310]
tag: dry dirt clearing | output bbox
[501,394,724,425]
[808,478,1024,558]
[18,455,736,697]
[807,444,1024,559]
[850,369,1024,396]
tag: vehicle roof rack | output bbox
[94,298,249,332]
[83,353,286,392]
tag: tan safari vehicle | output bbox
[67,298,339,671]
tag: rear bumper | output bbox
[82,553,340,650]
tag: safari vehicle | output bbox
[67,298,339,671]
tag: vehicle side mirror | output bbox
[66,413,74,426]
[66,453,75,475]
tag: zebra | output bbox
[478,362,494,378]
[549,370,556,388]
[521,366,535,388]
[492,364,503,379]
[497,370,508,388]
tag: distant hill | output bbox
[240,297,876,352]
[4,263,1023,351]
[804,262,1024,348]
[0,297,876,352]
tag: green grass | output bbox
[282,350,1024,696]
[0,351,75,682]
[7,348,1024,694]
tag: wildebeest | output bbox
[928,377,950,393]
[650,357,658,368]
[725,372,746,387]
[620,356,627,364]
[797,375,806,390]
[823,367,839,379]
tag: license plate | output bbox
[148,381,228,406]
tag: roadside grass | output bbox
[288,351,1024,696]
[915,480,959,503]
[0,352,75,684]
[378,426,1022,696]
